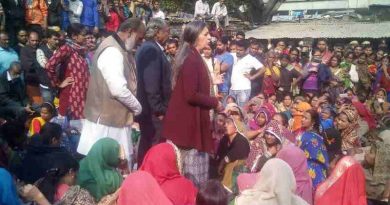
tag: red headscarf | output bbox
[139,143,197,205]
[314,156,367,205]
[118,171,173,205]
[352,101,376,130]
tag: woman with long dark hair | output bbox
[37,154,79,203]
[297,109,329,189]
[162,21,222,187]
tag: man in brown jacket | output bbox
[78,18,145,168]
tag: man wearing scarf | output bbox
[78,18,146,168]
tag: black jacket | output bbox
[135,40,171,119]
[0,0,25,21]
[0,71,28,107]
[20,45,40,86]
[47,0,62,26]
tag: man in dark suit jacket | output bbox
[0,62,33,121]
[136,18,171,165]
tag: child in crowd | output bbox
[320,105,334,132]
[28,102,56,137]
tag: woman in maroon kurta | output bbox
[162,21,221,187]
[46,23,89,120]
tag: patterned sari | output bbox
[297,131,329,189]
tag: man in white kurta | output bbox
[194,0,210,19]
[78,18,146,167]
[211,0,228,28]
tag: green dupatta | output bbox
[77,138,123,201]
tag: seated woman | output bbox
[118,171,173,205]
[277,146,313,205]
[297,109,329,189]
[216,117,250,191]
[366,88,389,121]
[28,102,56,137]
[36,154,79,203]
[18,123,74,184]
[246,108,270,171]
[235,158,309,205]
[364,129,390,204]
[77,138,123,202]
[252,120,289,173]
[290,102,312,135]
[139,143,198,205]
[335,105,361,151]
[0,167,22,205]
[314,155,366,205]
[273,113,296,143]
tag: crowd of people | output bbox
[0,1,390,204]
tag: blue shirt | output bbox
[80,0,99,27]
[0,47,19,74]
[215,52,234,93]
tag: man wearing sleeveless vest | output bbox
[77,18,146,168]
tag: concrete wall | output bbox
[278,0,370,11]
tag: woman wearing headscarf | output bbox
[235,158,309,205]
[139,143,198,205]
[245,107,271,171]
[216,117,250,191]
[364,129,390,204]
[118,171,173,205]
[277,146,313,205]
[297,109,329,188]
[367,88,390,120]
[291,102,312,134]
[315,156,367,205]
[162,21,222,188]
[251,120,290,173]
[262,51,280,97]
[77,138,123,202]
[335,106,361,151]
[245,94,265,120]
[0,168,21,205]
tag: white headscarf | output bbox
[235,158,309,205]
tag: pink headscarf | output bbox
[237,173,258,193]
[118,171,173,205]
[276,145,313,205]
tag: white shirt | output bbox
[97,46,142,115]
[69,0,83,24]
[211,2,227,17]
[230,54,263,90]
[152,10,165,19]
[194,0,210,17]
[6,71,12,81]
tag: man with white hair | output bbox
[135,18,171,165]
[78,18,146,167]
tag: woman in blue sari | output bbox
[297,109,329,189]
